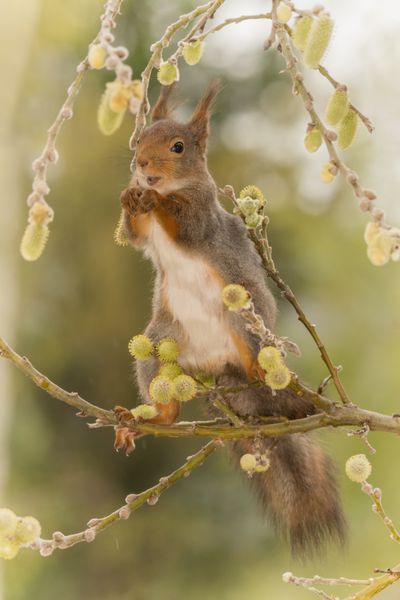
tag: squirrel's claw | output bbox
[114,426,136,456]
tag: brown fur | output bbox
[120,82,346,557]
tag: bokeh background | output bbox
[1,0,400,598]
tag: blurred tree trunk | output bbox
[0,1,39,596]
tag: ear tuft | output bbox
[188,79,222,154]
[151,84,176,122]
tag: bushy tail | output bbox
[234,434,346,557]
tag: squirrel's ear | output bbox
[188,80,222,153]
[151,85,175,122]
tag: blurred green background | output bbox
[1,0,400,599]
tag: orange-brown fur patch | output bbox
[129,213,151,239]
[150,399,180,424]
[154,206,179,240]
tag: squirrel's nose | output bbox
[137,158,149,168]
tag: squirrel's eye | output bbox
[170,141,184,154]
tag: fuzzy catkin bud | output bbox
[337,109,358,150]
[237,196,260,216]
[113,210,129,247]
[240,453,257,472]
[131,404,158,420]
[158,362,182,380]
[157,338,180,362]
[367,232,393,267]
[265,365,291,390]
[15,516,42,544]
[0,539,20,560]
[245,214,263,229]
[128,335,153,360]
[276,2,292,23]
[88,45,107,69]
[325,87,348,126]
[320,162,336,184]
[303,14,334,69]
[0,509,17,537]
[182,40,204,65]
[149,376,174,404]
[292,15,313,51]
[258,346,283,372]
[97,82,127,136]
[304,126,322,152]
[221,284,249,311]
[20,223,49,261]
[239,185,265,205]
[173,375,197,402]
[345,454,372,483]
[29,201,53,226]
[157,62,179,86]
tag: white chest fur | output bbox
[146,218,240,373]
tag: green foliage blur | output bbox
[2,1,400,599]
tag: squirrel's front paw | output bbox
[120,187,159,215]
[120,186,143,215]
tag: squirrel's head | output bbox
[133,80,221,194]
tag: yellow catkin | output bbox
[113,210,129,247]
[345,454,371,483]
[337,108,358,150]
[157,62,179,86]
[221,284,249,310]
[303,14,334,69]
[325,88,348,126]
[15,516,41,544]
[20,223,49,261]
[240,454,257,472]
[320,162,336,184]
[88,45,107,69]
[304,126,322,152]
[97,86,126,136]
[292,15,313,51]
[276,3,292,24]
[367,233,393,267]
[182,40,204,66]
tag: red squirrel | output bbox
[119,82,345,556]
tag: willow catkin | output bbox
[303,14,334,69]
[337,108,358,150]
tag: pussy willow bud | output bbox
[239,185,265,205]
[88,44,107,69]
[337,109,358,150]
[265,365,291,390]
[304,126,322,152]
[158,362,182,380]
[303,14,334,69]
[255,455,271,473]
[15,516,42,544]
[221,284,250,311]
[367,231,394,267]
[20,223,49,261]
[173,375,197,402]
[364,222,380,245]
[240,453,257,472]
[97,84,126,136]
[108,82,132,113]
[245,214,263,229]
[258,346,283,372]
[149,376,174,404]
[0,539,20,560]
[157,338,180,362]
[0,509,17,536]
[131,404,158,420]
[128,334,153,360]
[292,15,313,51]
[114,210,129,247]
[325,87,348,126]
[182,40,204,65]
[237,196,260,216]
[276,2,292,23]
[320,162,336,184]
[157,61,179,86]
[345,454,371,483]
[130,79,143,101]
